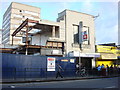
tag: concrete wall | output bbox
[0,30,2,44]
[31,32,51,46]
[58,10,95,55]
[57,10,96,67]
[31,19,65,46]
[40,19,65,41]
[2,2,40,45]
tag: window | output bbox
[13,14,22,18]
[24,11,38,16]
[73,25,79,44]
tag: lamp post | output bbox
[79,51,81,65]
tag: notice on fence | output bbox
[47,57,56,71]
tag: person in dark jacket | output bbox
[109,65,113,76]
[106,65,110,76]
[56,64,64,78]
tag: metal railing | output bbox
[2,67,120,82]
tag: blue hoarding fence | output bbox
[2,53,76,80]
[2,67,77,80]
[2,53,120,82]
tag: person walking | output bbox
[56,63,64,78]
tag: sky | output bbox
[0,0,118,45]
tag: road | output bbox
[2,77,119,88]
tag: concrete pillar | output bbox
[25,48,28,55]
[52,26,55,37]
[92,58,96,68]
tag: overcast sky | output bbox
[0,0,118,45]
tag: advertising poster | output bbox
[82,27,89,45]
[47,57,56,71]
[70,59,75,63]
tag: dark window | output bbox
[19,10,22,12]
[73,25,79,44]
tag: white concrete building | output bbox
[57,10,99,68]
[2,2,40,45]
[0,29,2,44]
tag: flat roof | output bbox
[12,2,40,9]
[58,9,94,17]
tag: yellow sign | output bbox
[96,45,120,59]
[96,45,117,53]
[100,53,117,59]
[61,59,68,62]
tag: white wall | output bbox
[58,10,96,55]
[0,30,2,44]
[31,32,51,46]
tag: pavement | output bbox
[1,75,119,84]
[2,76,119,88]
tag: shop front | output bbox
[96,53,118,67]
[69,51,100,68]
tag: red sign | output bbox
[83,31,88,40]
[83,34,87,39]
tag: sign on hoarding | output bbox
[47,57,56,71]
[70,59,75,63]
[61,59,68,62]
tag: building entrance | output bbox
[81,57,92,69]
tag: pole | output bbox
[12,36,13,45]
[25,19,29,55]
[26,19,29,46]
[79,51,81,64]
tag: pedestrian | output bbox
[118,65,120,74]
[101,64,105,76]
[106,65,110,76]
[56,63,64,78]
[113,65,118,75]
[97,65,101,76]
[76,63,79,74]
[109,65,113,76]
[101,64,105,69]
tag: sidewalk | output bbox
[2,75,119,84]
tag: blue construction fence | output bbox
[2,53,76,79]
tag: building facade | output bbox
[2,2,40,45]
[96,44,118,67]
[0,29,2,44]
[57,10,99,68]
